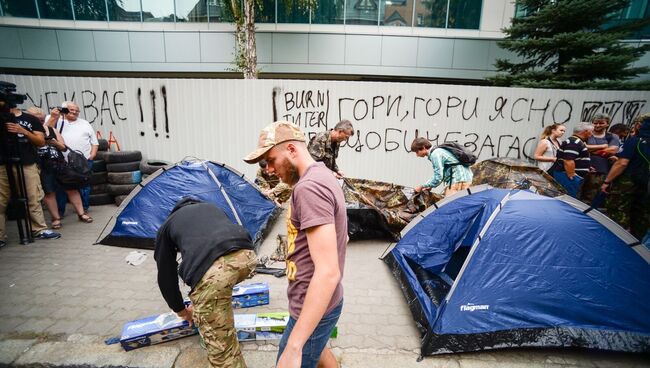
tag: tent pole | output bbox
[202,161,243,226]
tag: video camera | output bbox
[0,81,26,112]
[0,81,27,160]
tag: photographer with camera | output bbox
[28,107,90,229]
[46,102,97,222]
[0,105,61,248]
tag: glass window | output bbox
[447,0,481,29]
[108,0,142,21]
[37,0,73,20]
[604,0,650,39]
[176,0,208,22]
[255,0,275,23]
[381,0,413,27]
[415,0,447,28]
[312,0,344,24]
[141,0,175,22]
[1,0,38,18]
[73,0,107,21]
[277,0,310,23]
[345,0,379,25]
[205,0,233,22]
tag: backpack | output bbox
[56,146,91,188]
[436,142,477,166]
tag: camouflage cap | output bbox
[244,121,306,164]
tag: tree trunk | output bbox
[243,0,258,79]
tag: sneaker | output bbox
[34,230,61,240]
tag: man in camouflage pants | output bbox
[155,198,257,367]
[601,115,650,240]
[308,119,354,178]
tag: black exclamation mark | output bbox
[150,89,158,137]
[161,85,169,138]
[272,87,280,121]
[138,88,144,136]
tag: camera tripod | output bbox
[4,156,34,245]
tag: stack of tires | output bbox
[105,150,143,206]
[139,160,171,179]
[89,139,112,206]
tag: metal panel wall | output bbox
[2,25,649,81]
[2,74,649,190]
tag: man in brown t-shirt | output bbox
[245,121,347,368]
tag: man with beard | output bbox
[244,121,347,368]
[582,113,620,206]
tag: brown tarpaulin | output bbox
[471,157,567,197]
[342,178,441,241]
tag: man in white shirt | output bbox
[47,101,98,216]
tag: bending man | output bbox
[155,198,257,368]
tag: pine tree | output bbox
[490,0,650,89]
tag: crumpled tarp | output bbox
[471,157,566,197]
[342,178,441,241]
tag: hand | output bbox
[334,171,343,179]
[176,305,194,326]
[567,174,575,181]
[5,122,26,135]
[600,182,611,194]
[50,108,61,119]
[608,156,619,162]
[414,185,423,193]
[277,345,302,368]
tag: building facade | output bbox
[0,0,648,82]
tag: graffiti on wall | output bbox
[26,85,171,139]
[274,87,648,160]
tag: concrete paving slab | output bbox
[13,340,179,368]
[0,339,36,365]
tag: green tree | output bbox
[490,0,650,89]
[223,0,316,79]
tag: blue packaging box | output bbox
[120,310,198,351]
[232,282,270,309]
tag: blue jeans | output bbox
[277,300,343,368]
[56,159,92,216]
[553,171,584,199]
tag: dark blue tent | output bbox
[383,185,650,355]
[98,160,280,250]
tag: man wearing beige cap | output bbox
[244,121,347,368]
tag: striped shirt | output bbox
[557,136,591,178]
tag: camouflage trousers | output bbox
[604,176,650,240]
[580,172,605,206]
[190,249,257,368]
[444,181,471,197]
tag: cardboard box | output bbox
[232,282,270,308]
[234,312,289,341]
[120,310,198,351]
[233,312,337,341]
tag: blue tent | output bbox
[383,185,650,355]
[98,159,280,250]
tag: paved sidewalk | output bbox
[1,204,649,367]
